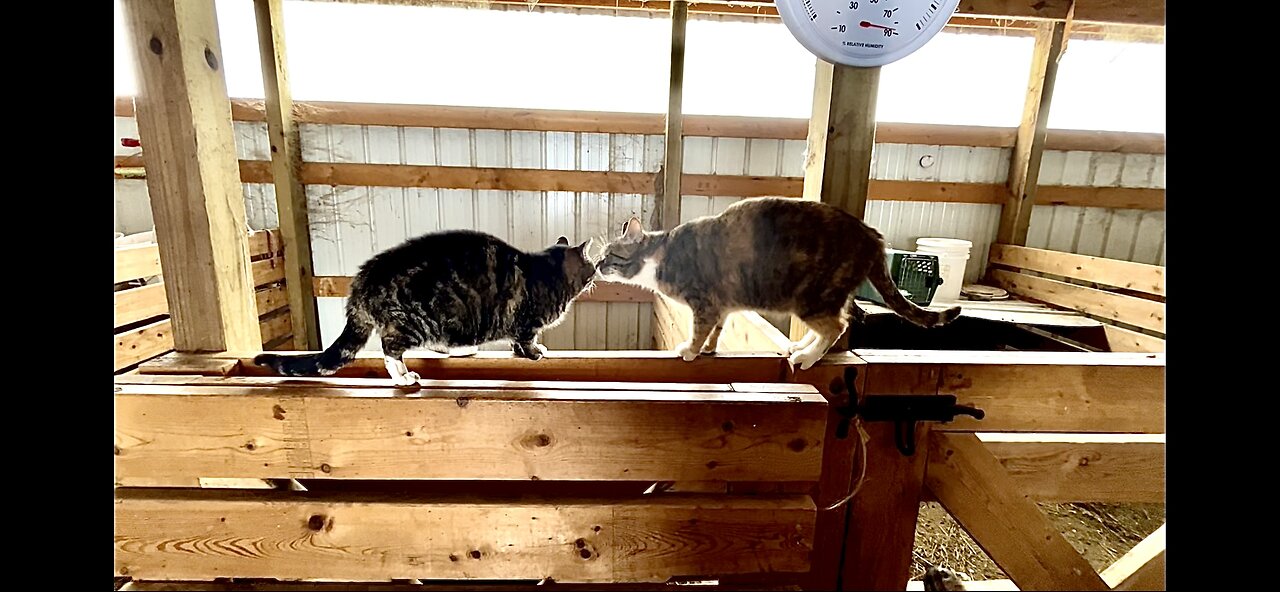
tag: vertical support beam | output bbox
[839,361,933,591]
[791,61,880,341]
[254,0,321,350]
[123,0,262,352]
[660,0,687,230]
[997,21,1067,246]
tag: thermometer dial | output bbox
[777,0,962,67]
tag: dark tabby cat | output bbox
[254,230,597,385]
[596,197,961,370]
[923,565,969,591]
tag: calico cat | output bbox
[596,197,960,370]
[254,230,597,385]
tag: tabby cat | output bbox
[254,230,597,385]
[596,197,961,370]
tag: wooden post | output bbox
[254,0,321,350]
[123,0,262,352]
[660,0,687,230]
[997,21,1067,246]
[790,61,880,341]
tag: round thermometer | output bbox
[776,0,962,68]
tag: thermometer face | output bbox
[777,0,962,67]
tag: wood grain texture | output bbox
[853,350,1165,433]
[1102,324,1165,353]
[253,256,287,287]
[115,283,169,328]
[115,318,175,371]
[258,311,293,345]
[999,21,1065,246]
[660,0,686,229]
[124,0,261,352]
[982,438,1165,502]
[1035,185,1164,210]
[115,489,816,582]
[115,244,163,283]
[958,0,1164,26]
[926,432,1110,591]
[718,311,791,355]
[989,269,1165,333]
[114,377,826,482]
[255,283,290,317]
[990,244,1165,296]
[254,0,321,350]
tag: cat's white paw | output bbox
[448,345,479,357]
[674,341,699,362]
[787,341,807,354]
[390,371,421,386]
[789,350,823,371]
[534,343,548,356]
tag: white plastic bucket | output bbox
[915,238,972,304]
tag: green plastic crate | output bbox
[855,249,944,307]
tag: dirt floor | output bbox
[910,501,1165,582]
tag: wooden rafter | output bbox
[660,0,687,230]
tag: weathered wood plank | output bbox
[115,318,175,371]
[137,352,240,376]
[247,228,284,259]
[115,489,816,582]
[114,378,826,482]
[659,0,686,229]
[124,0,261,352]
[120,581,804,591]
[990,244,1164,296]
[253,256,287,287]
[926,432,1109,591]
[719,311,791,355]
[115,283,169,328]
[115,244,164,284]
[258,311,293,345]
[989,269,1165,333]
[255,283,290,317]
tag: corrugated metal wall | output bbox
[113,116,1165,351]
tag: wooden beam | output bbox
[252,256,287,287]
[114,376,826,481]
[311,276,653,303]
[840,358,935,591]
[123,0,262,352]
[717,311,791,355]
[660,0,687,229]
[115,318,175,371]
[115,283,169,328]
[1101,524,1165,591]
[120,581,806,591]
[115,97,1167,154]
[1102,324,1165,353]
[792,60,878,342]
[255,283,290,317]
[989,269,1165,334]
[254,0,321,350]
[853,350,1165,433]
[257,310,293,344]
[989,244,1165,297]
[115,489,816,582]
[142,350,791,383]
[1035,185,1165,209]
[926,432,1110,591]
[980,434,1165,503]
[114,244,162,284]
[998,21,1066,246]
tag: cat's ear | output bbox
[556,236,569,246]
[621,216,644,241]
[575,239,590,253]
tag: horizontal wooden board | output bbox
[1035,185,1164,210]
[115,282,169,328]
[989,269,1165,333]
[312,276,655,304]
[137,353,240,376]
[114,489,816,582]
[114,377,827,482]
[258,311,293,344]
[115,318,175,371]
[115,244,162,284]
[718,311,791,355]
[255,283,290,317]
[854,350,1165,433]
[982,438,1165,502]
[1102,324,1165,353]
[120,581,805,591]
[248,228,284,259]
[252,256,287,287]
[115,98,1164,153]
[149,351,793,383]
[989,244,1165,296]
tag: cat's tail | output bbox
[253,312,373,376]
[865,255,961,328]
